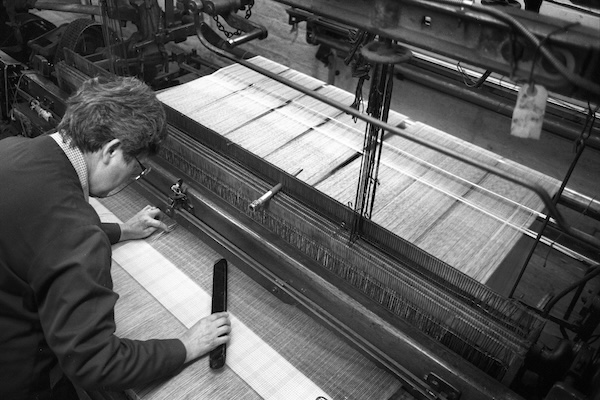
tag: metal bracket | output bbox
[165,178,195,217]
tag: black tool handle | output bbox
[209,258,227,369]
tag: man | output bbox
[0,76,231,399]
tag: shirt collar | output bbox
[50,132,89,201]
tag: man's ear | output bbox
[101,139,122,164]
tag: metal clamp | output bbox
[424,373,461,400]
[165,179,195,217]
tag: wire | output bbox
[456,62,492,88]
[541,237,558,269]
[10,71,25,111]
[528,22,580,87]
[542,264,600,318]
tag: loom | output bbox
[2,0,600,399]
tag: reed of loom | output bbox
[138,119,541,398]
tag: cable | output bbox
[457,62,492,88]
[527,21,580,87]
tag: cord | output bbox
[528,22,580,88]
[457,62,492,88]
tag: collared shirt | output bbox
[50,132,89,202]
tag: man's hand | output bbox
[119,205,169,241]
[180,312,231,364]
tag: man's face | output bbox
[88,142,144,197]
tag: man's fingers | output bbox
[215,334,230,346]
[211,313,231,335]
[211,311,229,320]
[150,218,170,232]
[217,324,231,336]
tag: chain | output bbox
[212,3,253,38]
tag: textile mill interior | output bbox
[1,0,600,399]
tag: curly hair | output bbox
[57,76,167,160]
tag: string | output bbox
[542,234,560,269]
[573,101,598,154]
[456,62,492,88]
[582,195,597,217]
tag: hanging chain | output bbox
[212,3,253,38]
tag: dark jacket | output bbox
[0,135,186,399]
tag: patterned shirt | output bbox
[50,132,89,201]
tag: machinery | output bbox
[1,1,599,399]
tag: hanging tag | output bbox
[510,83,548,140]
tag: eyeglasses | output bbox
[105,157,152,197]
[133,157,151,182]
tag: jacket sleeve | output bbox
[29,224,186,390]
[101,223,121,245]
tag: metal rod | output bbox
[249,182,282,211]
[34,1,102,16]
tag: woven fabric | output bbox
[157,56,560,285]
[92,192,402,399]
